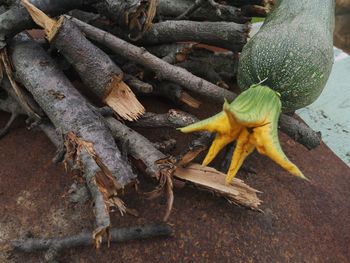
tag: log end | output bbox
[179,91,201,108]
[104,76,145,121]
[22,0,63,42]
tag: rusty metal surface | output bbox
[0,105,349,262]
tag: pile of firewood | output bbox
[0,0,321,260]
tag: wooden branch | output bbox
[9,33,137,247]
[147,43,239,80]
[97,0,157,37]
[23,0,145,121]
[106,20,249,52]
[69,16,236,102]
[10,224,172,261]
[124,74,153,94]
[131,110,200,129]
[151,81,201,108]
[0,0,99,48]
[157,0,249,23]
[279,114,321,150]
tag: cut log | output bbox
[22,0,145,121]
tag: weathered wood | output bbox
[107,20,249,52]
[10,33,137,246]
[0,0,98,48]
[11,224,172,262]
[22,1,144,121]
[156,0,249,23]
[70,16,236,102]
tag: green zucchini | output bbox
[238,0,335,112]
[180,0,335,183]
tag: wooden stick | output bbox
[69,16,236,103]
[10,224,172,261]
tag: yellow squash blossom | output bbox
[180,85,307,184]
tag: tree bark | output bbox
[0,0,98,48]
[156,0,249,23]
[21,1,145,121]
[10,33,137,246]
[107,20,249,52]
[11,224,172,262]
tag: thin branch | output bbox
[69,16,236,103]
[9,224,172,261]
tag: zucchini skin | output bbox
[237,0,335,112]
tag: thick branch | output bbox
[0,0,98,48]
[279,114,321,150]
[69,16,236,102]
[9,33,137,246]
[157,0,249,23]
[22,1,144,120]
[10,33,136,186]
[107,20,249,52]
